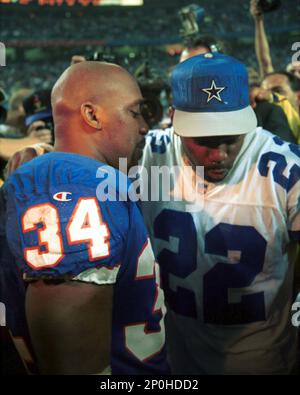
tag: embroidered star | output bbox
[201,80,226,103]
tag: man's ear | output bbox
[168,106,175,123]
[81,102,102,130]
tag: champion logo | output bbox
[53,192,72,202]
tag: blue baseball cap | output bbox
[171,52,257,137]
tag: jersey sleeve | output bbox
[109,199,169,375]
[140,128,173,170]
[3,158,130,284]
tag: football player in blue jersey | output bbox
[0,61,168,375]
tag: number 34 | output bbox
[21,197,110,269]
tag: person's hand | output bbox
[250,0,263,19]
[5,143,53,178]
[27,120,53,144]
[250,87,273,108]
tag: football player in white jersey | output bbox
[140,53,300,374]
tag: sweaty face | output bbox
[100,76,148,169]
[262,74,297,109]
[181,134,245,182]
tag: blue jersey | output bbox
[1,152,168,375]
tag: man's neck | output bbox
[54,140,107,164]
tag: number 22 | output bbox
[154,210,267,325]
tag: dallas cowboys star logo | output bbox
[201,80,226,103]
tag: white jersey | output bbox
[140,127,300,374]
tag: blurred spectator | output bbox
[286,61,300,80]
[0,90,53,184]
[23,90,54,142]
[6,88,33,136]
[250,0,300,142]
[262,71,300,112]
[179,36,216,62]
[249,85,296,143]
[261,72,300,143]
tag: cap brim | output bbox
[173,105,257,137]
[25,110,52,126]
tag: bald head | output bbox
[51,60,147,168]
[52,61,135,118]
